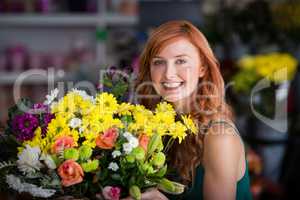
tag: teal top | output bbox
[166,120,253,200]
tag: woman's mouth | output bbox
[161,82,184,91]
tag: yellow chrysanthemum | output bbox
[83,108,123,133]
[147,121,168,136]
[148,112,175,136]
[46,115,69,137]
[153,112,175,125]
[95,92,119,114]
[155,102,176,116]
[168,122,188,144]
[128,108,153,135]
[181,115,198,134]
[117,102,134,116]
[133,105,153,117]
[80,105,124,148]
[42,115,80,153]
[51,91,94,120]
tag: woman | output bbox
[128,20,252,200]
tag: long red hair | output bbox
[135,20,233,183]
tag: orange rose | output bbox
[96,128,119,149]
[58,159,84,187]
[52,135,76,154]
[138,134,149,152]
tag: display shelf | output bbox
[0,70,75,84]
[105,13,138,26]
[0,13,138,26]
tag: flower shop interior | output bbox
[0,0,300,200]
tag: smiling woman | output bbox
[133,20,253,200]
[150,38,205,111]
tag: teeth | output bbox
[162,82,182,88]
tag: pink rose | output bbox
[58,159,84,187]
[52,135,76,154]
[96,128,119,149]
[102,186,121,200]
[138,134,149,152]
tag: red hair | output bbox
[135,20,233,182]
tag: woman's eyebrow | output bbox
[153,56,164,59]
[153,54,189,59]
[175,54,189,58]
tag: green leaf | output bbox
[78,145,93,161]
[64,148,79,161]
[129,185,141,200]
[147,133,161,157]
[0,160,15,170]
[157,178,185,195]
[155,165,167,178]
[131,147,145,161]
[151,152,165,167]
[126,155,135,163]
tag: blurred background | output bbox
[0,0,300,199]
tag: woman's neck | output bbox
[173,95,197,115]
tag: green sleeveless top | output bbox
[166,120,252,200]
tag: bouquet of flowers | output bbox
[0,88,198,200]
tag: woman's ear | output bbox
[199,66,206,78]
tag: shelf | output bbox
[0,14,105,26]
[105,13,138,26]
[0,13,138,27]
[0,70,75,84]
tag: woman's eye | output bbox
[176,59,187,65]
[152,60,165,66]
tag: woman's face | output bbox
[150,38,205,106]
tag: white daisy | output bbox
[72,88,95,103]
[123,131,133,140]
[69,118,82,129]
[128,136,139,148]
[79,127,84,134]
[44,88,59,105]
[123,143,134,154]
[112,150,122,158]
[108,162,119,171]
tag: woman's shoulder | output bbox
[203,119,243,148]
[203,120,243,161]
[202,119,245,180]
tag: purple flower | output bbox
[12,113,39,141]
[41,113,54,136]
[28,103,49,114]
[33,103,48,110]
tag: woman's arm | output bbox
[203,124,244,200]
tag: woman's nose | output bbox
[164,63,177,79]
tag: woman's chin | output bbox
[162,94,186,104]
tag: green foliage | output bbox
[0,134,19,161]
[78,145,93,161]
[64,148,79,161]
[129,185,141,200]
